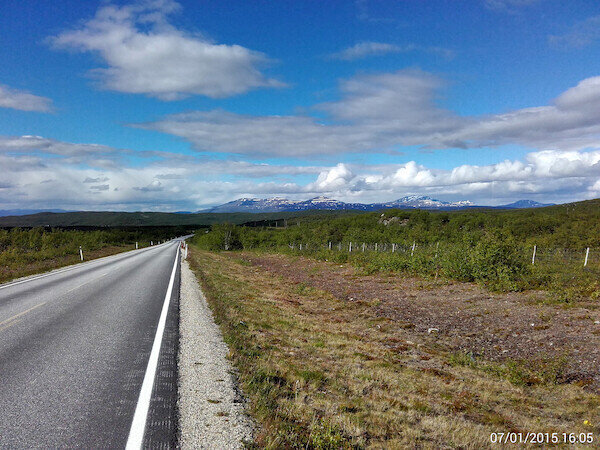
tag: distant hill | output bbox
[201,195,552,213]
[0,209,71,217]
[0,197,559,227]
[0,210,342,227]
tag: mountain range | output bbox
[201,196,553,213]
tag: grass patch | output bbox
[188,247,600,448]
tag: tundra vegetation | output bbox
[188,249,600,449]
[193,199,600,301]
[0,226,188,283]
[188,200,600,447]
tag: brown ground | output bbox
[234,252,600,391]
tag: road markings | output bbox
[0,301,47,332]
[65,272,110,294]
[126,247,179,450]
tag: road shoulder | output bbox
[178,259,253,448]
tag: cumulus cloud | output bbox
[0,84,53,112]
[138,70,600,157]
[49,0,283,100]
[2,132,600,210]
[328,42,454,61]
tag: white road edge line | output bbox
[126,244,180,450]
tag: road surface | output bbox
[0,240,182,448]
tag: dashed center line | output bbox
[0,302,47,332]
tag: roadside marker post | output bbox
[349,242,352,252]
[411,241,416,257]
[79,246,84,261]
[135,242,138,249]
[584,247,590,267]
[362,243,365,252]
[328,241,332,250]
[375,243,378,252]
[532,245,537,265]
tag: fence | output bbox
[284,241,598,269]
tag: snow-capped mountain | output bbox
[202,195,478,213]
[498,200,552,209]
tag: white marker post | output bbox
[135,242,138,249]
[411,241,416,257]
[392,243,396,253]
[362,243,365,252]
[328,241,332,250]
[151,241,153,246]
[375,243,378,252]
[584,247,590,267]
[532,245,537,265]
[349,242,352,252]
[79,246,84,261]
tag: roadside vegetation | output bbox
[193,199,600,302]
[188,247,600,449]
[0,226,189,283]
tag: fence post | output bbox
[532,245,537,265]
[411,241,416,257]
[79,246,84,261]
[584,247,590,267]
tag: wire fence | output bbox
[284,241,598,269]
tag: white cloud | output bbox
[49,0,283,100]
[0,84,53,112]
[138,70,600,158]
[3,132,600,209]
[328,42,454,61]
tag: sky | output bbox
[1,0,600,211]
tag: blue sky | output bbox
[1,0,600,211]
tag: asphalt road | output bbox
[0,240,182,448]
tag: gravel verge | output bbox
[178,259,253,448]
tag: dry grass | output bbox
[0,245,132,284]
[188,247,600,449]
